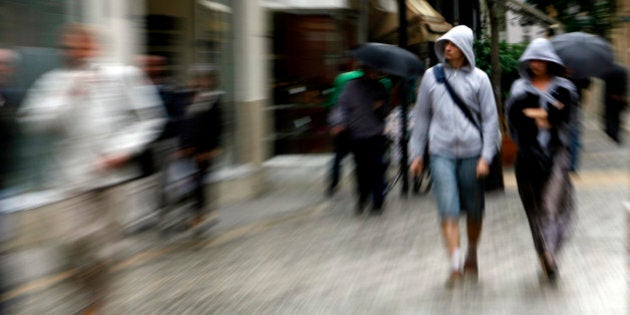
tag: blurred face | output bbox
[444,41,465,65]
[0,49,16,86]
[138,55,166,83]
[192,74,215,90]
[61,30,98,68]
[528,59,548,77]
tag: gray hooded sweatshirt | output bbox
[410,25,498,163]
[505,38,578,148]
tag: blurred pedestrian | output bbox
[177,64,223,229]
[602,64,628,144]
[326,63,362,197]
[505,38,577,284]
[0,48,23,189]
[0,47,22,315]
[136,54,193,176]
[137,54,187,135]
[132,55,190,233]
[326,62,393,197]
[566,77,590,173]
[329,65,391,214]
[409,25,499,287]
[18,24,165,314]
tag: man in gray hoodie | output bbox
[409,25,499,287]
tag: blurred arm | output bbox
[328,84,352,134]
[101,66,166,160]
[478,74,499,164]
[18,71,74,133]
[409,72,431,163]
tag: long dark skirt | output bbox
[515,148,574,256]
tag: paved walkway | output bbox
[3,114,628,314]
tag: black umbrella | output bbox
[352,42,424,79]
[551,32,615,79]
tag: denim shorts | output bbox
[429,155,485,221]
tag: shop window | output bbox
[270,12,355,155]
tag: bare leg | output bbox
[464,217,482,277]
[442,219,461,287]
[442,219,460,255]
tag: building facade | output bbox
[1,0,268,204]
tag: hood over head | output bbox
[435,25,475,68]
[518,38,565,80]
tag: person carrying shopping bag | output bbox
[177,65,223,229]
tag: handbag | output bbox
[164,157,199,203]
[433,64,504,191]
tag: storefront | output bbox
[0,0,80,89]
[1,0,268,204]
[265,0,450,155]
[144,0,268,203]
[143,0,239,168]
[269,8,358,154]
[0,0,90,189]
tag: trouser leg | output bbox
[192,159,210,215]
[369,136,387,209]
[330,131,349,189]
[351,139,371,205]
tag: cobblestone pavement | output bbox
[5,116,628,314]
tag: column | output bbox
[109,0,142,64]
[82,0,142,64]
[232,0,269,165]
[358,0,369,43]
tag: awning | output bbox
[369,0,452,45]
[504,0,562,27]
[198,0,232,13]
[262,0,349,10]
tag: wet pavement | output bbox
[3,114,628,314]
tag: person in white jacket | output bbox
[19,24,165,314]
[409,25,499,288]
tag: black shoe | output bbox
[326,185,337,197]
[546,267,558,283]
[541,252,559,284]
[544,260,559,284]
[463,258,479,282]
[355,201,367,215]
[370,205,383,216]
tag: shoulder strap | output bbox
[433,64,482,136]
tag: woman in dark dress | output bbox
[505,38,578,283]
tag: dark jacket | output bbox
[506,38,578,178]
[180,90,223,153]
[329,76,390,140]
[0,88,23,188]
[506,38,578,151]
[604,64,627,106]
[155,86,191,141]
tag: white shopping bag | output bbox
[164,158,198,202]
